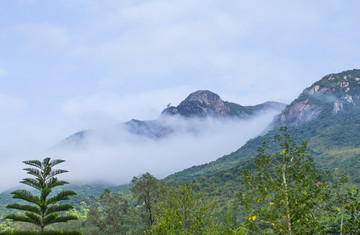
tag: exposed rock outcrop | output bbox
[280,99,322,126]
[333,101,344,114]
[275,69,360,127]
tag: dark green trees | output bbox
[130,172,167,228]
[82,189,144,234]
[238,127,328,234]
[333,176,360,234]
[5,158,78,231]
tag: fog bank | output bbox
[53,110,280,185]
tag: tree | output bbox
[238,127,329,234]
[150,185,217,235]
[332,175,360,234]
[5,158,78,232]
[82,189,144,235]
[130,173,167,228]
[339,187,360,234]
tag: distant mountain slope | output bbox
[58,90,285,148]
[166,69,360,183]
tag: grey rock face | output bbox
[281,100,322,126]
[275,69,360,127]
[162,90,285,118]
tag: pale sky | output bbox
[0,0,360,188]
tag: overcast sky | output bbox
[1,0,360,189]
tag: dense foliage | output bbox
[0,231,81,235]
[80,189,144,234]
[238,127,329,234]
[150,185,217,234]
[130,172,167,228]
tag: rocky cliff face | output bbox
[162,90,285,118]
[276,69,360,127]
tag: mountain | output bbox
[162,90,285,118]
[166,69,360,183]
[58,90,285,148]
[275,69,360,127]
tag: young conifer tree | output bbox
[5,157,78,231]
[238,127,329,234]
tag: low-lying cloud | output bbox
[50,110,281,186]
[0,106,282,193]
[0,94,27,113]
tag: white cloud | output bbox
[5,0,356,102]
[66,0,336,100]
[97,77,124,89]
[72,1,246,77]
[54,110,281,185]
[16,23,70,50]
[0,94,27,113]
[62,87,194,129]
[0,113,75,192]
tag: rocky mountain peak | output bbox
[185,90,221,103]
[182,90,229,116]
[276,69,360,127]
[162,90,229,117]
[162,90,285,118]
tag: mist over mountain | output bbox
[50,90,285,185]
[57,90,285,149]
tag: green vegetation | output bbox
[150,185,217,234]
[130,172,167,228]
[0,231,81,235]
[79,189,144,234]
[238,127,329,234]
[331,176,360,234]
[4,158,80,234]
